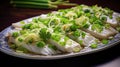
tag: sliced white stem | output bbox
[67,30,100,47]
[83,25,118,39]
[22,44,60,55]
[107,12,120,27]
[48,33,82,53]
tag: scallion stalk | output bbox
[10,0,78,9]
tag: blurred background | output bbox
[1,0,120,31]
[0,0,120,66]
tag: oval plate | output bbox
[0,13,120,60]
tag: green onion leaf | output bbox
[51,34,61,41]
[12,32,19,38]
[79,40,83,45]
[59,41,66,46]
[39,28,51,41]
[83,8,90,13]
[22,23,32,29]
[73,30,80,37]
[20,21,25,24]
[92,24,103,32]
[102,39,109,44]
[18,38,23,42]
[54,26,62,32]
[100,15,107,21]
[105,24,110,28]
[83,23,89,29]
[32,18,38,23]
[28,38,34,44]
[81,32,86,38]
[90,44,97,49]
[36,41,45,48]
[70,24,78,31]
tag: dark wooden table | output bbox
[0,0,120,66]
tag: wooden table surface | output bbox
[0,0,120,66]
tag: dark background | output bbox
[0,0,120,66]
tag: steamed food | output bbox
[7,5,120,56]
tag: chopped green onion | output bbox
[76,11,84,17]
[20,21,25,24]
[64,36,69,41]
[70,24,78,31]
[18,38,23,42]
[79,40,83,45]
[100,15,107,21]
[30,24,39,29]
[94,19,103,26]
[39,28,51,41]
[109,15,113,19]
[48,44,57,50]
[20,30,27,34]
[91,24,103,32]
[73,30,80,37]
[59,41,66,46]
[89,16,97,24]
[83,9,90,13]
[90,44,97,49]
[61,18,69,24]
[36,41,45,48]
[85,13,91,18]
[105,24,110,28]
[38,18,50,26]
[83,23,89,29]
[102,39,109,44]
[12,32,19,38]
[54,26,62,32]
[32,18,38,23]
[51,34,61,41]
[22,23,32,29]
[73,47,80,52]
[28,38,34,44]
[81,32,86,38]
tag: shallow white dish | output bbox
[0,12,120,60]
